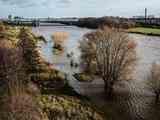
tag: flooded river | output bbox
[32,26,160,120]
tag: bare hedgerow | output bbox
[0,92,44,120]
[0,40,25,93]
[80,28,137,97]
[0,40,45,120]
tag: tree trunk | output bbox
[155,93,159,103]
[108,83,114,97]
[104,80,114,99]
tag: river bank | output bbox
[128,27,160,36]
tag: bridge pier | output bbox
[32,20,40,27]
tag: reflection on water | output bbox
[33,26,160,120]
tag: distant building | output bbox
[148,15,155,18]
[133,16,145,18]
[131,16,160,25]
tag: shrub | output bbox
[0,92,45,120]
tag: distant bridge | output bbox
[3,18,79,27]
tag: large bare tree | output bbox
[80,28,136,97]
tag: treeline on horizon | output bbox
[61,16,160,29]
[76,16,135,29]
[6,16,134,29]
[5,15,160,29]
[54,16,135,29]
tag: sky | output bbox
[0,0,159,18]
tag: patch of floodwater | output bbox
[33,26,160,120]
[32,26,91,73]
[130,34,160,82]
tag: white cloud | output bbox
[1,0,32,4]
[0,0,73,7]
[0,0,159,17]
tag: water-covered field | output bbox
[33,26,160,120]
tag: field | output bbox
[128,27,160,36]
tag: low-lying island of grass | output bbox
[128,27,160,36]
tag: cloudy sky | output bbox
[0,0,159,18]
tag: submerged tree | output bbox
[79,32,97,73]
[80,28,137,97]
[52,32,69,52]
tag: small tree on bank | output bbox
[80,28,137,97]
[17,27,42,74]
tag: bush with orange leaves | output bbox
[80,28,137,97]
[52,32,69,52]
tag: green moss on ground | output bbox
[74,73,93,82]
[52,46,64,55]
[38,95,105,120]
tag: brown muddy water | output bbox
[32,26,160,120]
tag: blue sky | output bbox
[0,0,159,18]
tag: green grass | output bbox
[128,27,160,36]
[73,73,93,82]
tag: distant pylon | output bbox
[145,8,147,23]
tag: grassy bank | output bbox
[128,27,160,36]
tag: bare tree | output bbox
[147,63,160,102]
[79,34,96,73]
[80,28,136,97]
